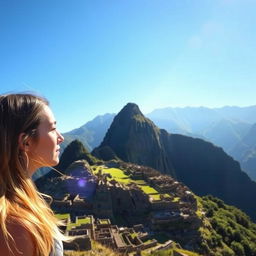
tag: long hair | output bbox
[0,93,67,255]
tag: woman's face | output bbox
[26,105,64,175]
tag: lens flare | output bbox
[78,179,86,187]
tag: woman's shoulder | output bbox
[0,221,35,256]
[50,238,63,256]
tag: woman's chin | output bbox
[45,158,60,167]
[52,158,60,166]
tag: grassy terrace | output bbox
[99,219,109,225]
[130,233,137,239]
[134,179,147,185]
[55,213,70,220]
[55,214,95,230]
[92,166,174,202]
[150,193,171,201]
[150,194,161,200]
[93,167,132,184]
[172,197,180,202]
[55,215,91,226]
[138,185,158,194]
[77,217,91,225]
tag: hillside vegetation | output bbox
[198,195,256,256]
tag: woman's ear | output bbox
[18,133,30,151]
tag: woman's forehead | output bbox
[40,105,56,124]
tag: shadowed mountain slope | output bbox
[230,123,256,181]
[57,139,98,172]
[93,103,256,220]
[35,140,98,186]
[93,103,176,177]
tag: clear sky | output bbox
[0,0,255,132]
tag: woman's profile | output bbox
[0,93,67,256]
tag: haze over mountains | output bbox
[230,123,256,181]
[147,106,256,181]
[92,103,256,221]
[62,113,115,152]
[63,105,256,181]
[147,106,255,152]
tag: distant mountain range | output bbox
[92,103,256,221]
[64,106,256,153]
[230,124,256,181]
[62,105,256,181]
[147,106,256,153]
[62,113,115,152]
[147,106,256,181]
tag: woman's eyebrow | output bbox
[49,121,57,126]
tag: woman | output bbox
[0,93,66,256]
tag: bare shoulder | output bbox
[0,221,35,256]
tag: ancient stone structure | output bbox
[58,214,157,253]
[47,161,201,254]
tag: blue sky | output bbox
[1,0,255,132]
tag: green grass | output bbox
[55,213,70,220]
[92,166,102,175]
[144,239,155,244]
[92,167,164,198]
[175,248,201,256]
[142,247,201,256]
[67,223,77,231]
[93,167,134,184]
[133,179,147,185]
[150,193,172,201]
[77,217,91,225]
[130,233,137,239]
[139,185,159,194]
[105,168,130,178]
[172,197,180,202]
[64,244,201,256]
[93,167,172,203]
[114,177,132,184]
[64,240,122,256]
[150,194,161,201]
[99,219,109,224]
[195,195,204,218]
[67,217,92,231]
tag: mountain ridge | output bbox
[60,105,256,181]
[93,103,256,221]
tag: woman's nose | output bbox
[57,131,64,143]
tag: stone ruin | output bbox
[60,214,158,254]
